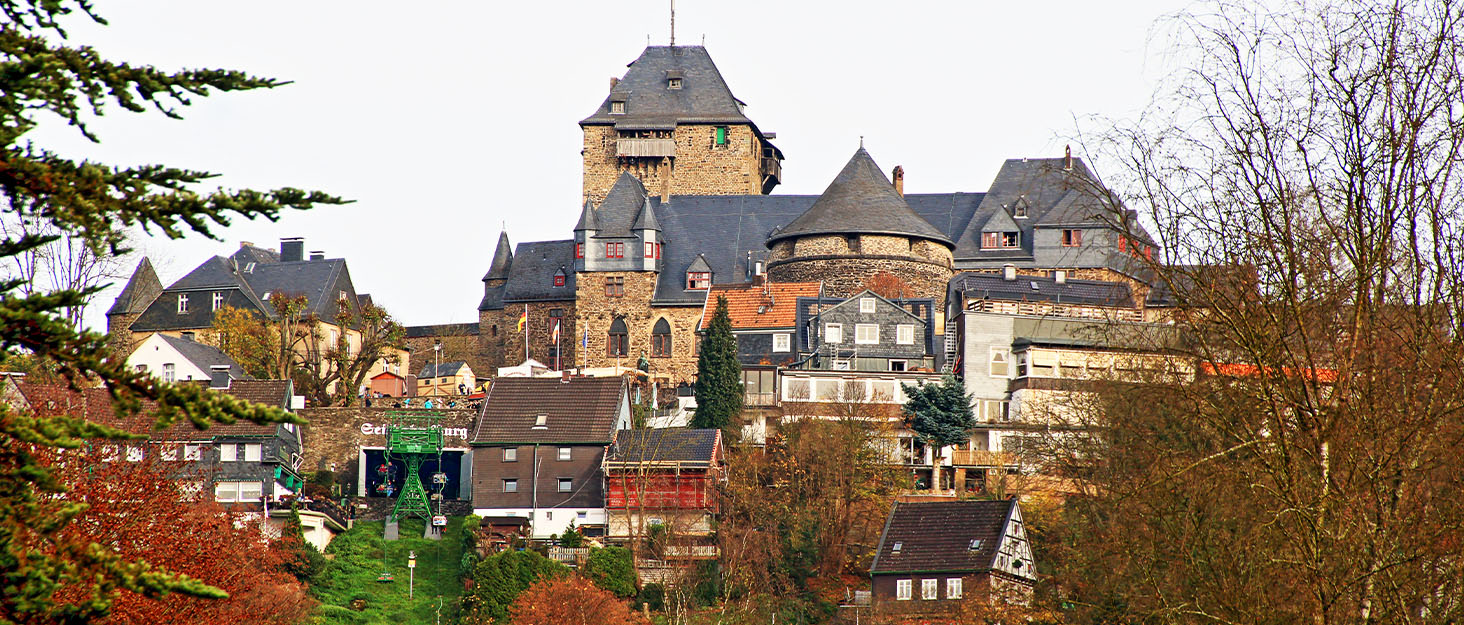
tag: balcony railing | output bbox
[744,391,777,407]
[617,138,677,158]
[950,450,1016,468]
[662,544,719,559]
[761,157,782,184]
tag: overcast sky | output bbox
[35,1,1186,331]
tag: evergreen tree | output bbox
[693,296,742,430]
[901,375,975,450]
[0,1,340,620]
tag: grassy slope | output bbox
[311,517,466,625]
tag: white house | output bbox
[126,333,248,384]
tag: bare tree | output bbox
[0,196,130,327]
[1053,2,1464,623]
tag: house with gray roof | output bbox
[871,498,1036,611]
[126,332,250,385]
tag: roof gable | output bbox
[108,257,162,316]
[981,204,1021,233]
[819,289,924,323]
[768,148,952,247]
[699,282,821,330]
[871,499,1023,575]
[471,377,626,444]
[592,173,652,238]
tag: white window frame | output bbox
[558,447,571,461]
[125,446,144,462]
[558,478,572,493]
[855,324,880,345]
[243,443,262,462]
[832,359,851,371]
[503,479,518,493]
[896,324,915,345]
[162,363,175,382]
[161,445,179,462]
[212,291,223,311]
[219,443,237,462]
[503,447,517,462]
[773,333,790,353]
[921,578,938,600]
[990,347,1010,378]
[896,579,912,601]
[610,101,625,114]
[183,444,201,461]
[177,294,188,313]
[859,297,876,313]
[888,359,908,372]
[825,323,843,344]
[947,577,962,599]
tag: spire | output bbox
[574,198,599,232]
[633,196,661,231]
[107,257,162,316]
[483,230,514,282]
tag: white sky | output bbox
[34,1,1186,331]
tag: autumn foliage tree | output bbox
[43,447,315,625]
[508,576,648,625]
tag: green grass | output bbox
[311,516,466,625]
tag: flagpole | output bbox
[523,303,529,363]
[555,321,562,371]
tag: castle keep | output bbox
[445,44,1162,385]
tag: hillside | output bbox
[311,517,467,625]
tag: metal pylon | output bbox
[391,454,432,522]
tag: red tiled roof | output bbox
[1201,362,1338,383]
[471,376,625,444]
[14,381,288,440]
[698,282,821,331]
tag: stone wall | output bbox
[573,271,702,383]
[769,256,955,309]
[582,125,767,203]
[478,301,578,372]
[297,406,477,486]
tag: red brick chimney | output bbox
[892,165,905,197]
[610,77,619,90]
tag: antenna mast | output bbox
[670,0,675,46]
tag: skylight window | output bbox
[892,542,903,553]
[668,77,682,89]
[968,539,983,551]
[533,414,548,429]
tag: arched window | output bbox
[651,318,671,358]
[607,317,629,357]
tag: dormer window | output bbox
[1013,196,1029,218]
[609,94,628,115]
[553,269,566,287]
[533,414,548,429]
[686,271,711,290]
[668,77,682,90]
[981,231,1021,249]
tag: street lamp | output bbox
[408,550,417,599]
[432,342,442,398]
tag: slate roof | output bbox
[606,428,721,465]
[155,334,250,380]
[949,272,1135,309]
[699,282,821,330]
[591,174,655,238]
[871,499,1016,574]
[107,257,162,316]
[500,241,577,303]
[471,376,625,444]
[767,148,953,247]
[484,231,514,281]
[419,360,470,379]
[581,46,753,127]
[479,284,506,311]
[952,157,1156,261]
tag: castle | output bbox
[418,45,1160,384]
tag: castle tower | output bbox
[766,147,955,306]
[106,257,162,358]
[580,46,783,204]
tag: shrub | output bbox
[635,583,665,612]
[460,549,568,623]
[584,547,636,597]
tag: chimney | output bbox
[1064,145,1073,171]
[561,370,571,383]
[660,158,674,204]
[1054,270,1067,285]
[1002,264,1017,281]
[610,77,619,90]
[240,241,254,249]
[309,250,325,261]
[209,365,232,389]
[280,237,304,262]
[892,166,905,197]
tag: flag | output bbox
[551,320,560,345]
[516,306,527,332]
[582,329,588,348]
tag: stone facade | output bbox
[479,301,577,371]
[573,271,703,382]
[769,256,954,309]
[297,406,477,488]
[582,125,769,204]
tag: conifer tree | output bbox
[693,296,742,430]
[0,1,340,621]
[901,375,975,451]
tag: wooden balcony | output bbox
[617,137,677,158]
[760,157,782,193]
[950,450,1016,467]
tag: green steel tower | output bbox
[384,413,445,523]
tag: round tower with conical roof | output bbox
[766,148,955,305]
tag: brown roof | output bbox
[871,499,1016,574]
[14,381,288,440]
[698,282,821,331]
[471,376,625,444]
